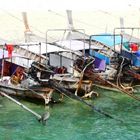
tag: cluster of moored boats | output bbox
[0,27,140,120]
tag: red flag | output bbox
[6,44,14,58]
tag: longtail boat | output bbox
[0,44,61,105]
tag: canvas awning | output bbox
[55,40,103,51]
[91,34,128,47]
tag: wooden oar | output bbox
[0,91,50,124]
[49,80,123,122]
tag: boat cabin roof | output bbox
[90,34,128,47]
[18,40,102,56]
[55,40,103,51]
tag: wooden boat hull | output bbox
[0,83,54,105]
[51,74,93,97]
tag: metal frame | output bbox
[89,34,123,54]
[46,29,86,67]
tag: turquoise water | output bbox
[0,88,140,140]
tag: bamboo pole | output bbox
[1,44,5,79]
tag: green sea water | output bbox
[0,88,140,140]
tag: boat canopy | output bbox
[55,40,103,51]
[19,42,66,54]
[91,34,128,47]
[17,40,102,56]
[42,43,66,53]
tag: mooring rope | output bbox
[106,80,140,101]
[116,57,134,92]
[75,58,94,95]
[83,70,140,102]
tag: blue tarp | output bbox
[91,34,128,47]
[93,57,106,71]
[89,50,110,65]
